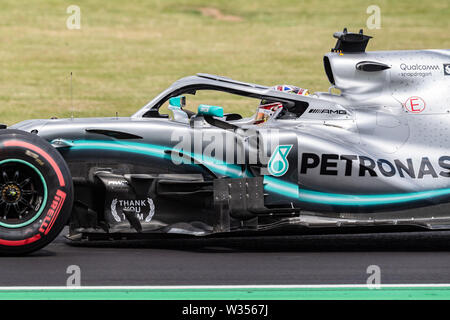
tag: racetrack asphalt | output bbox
[1,228,450,286]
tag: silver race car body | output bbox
[7,29,450,244]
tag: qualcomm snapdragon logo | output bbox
[268,145,292,177]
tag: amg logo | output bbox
[308,109,347,115]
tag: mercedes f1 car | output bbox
[1,29,449,254]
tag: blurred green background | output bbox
[0,0,448,124]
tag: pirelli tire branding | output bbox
[110,198,155,223]
[300,153,450,179]
[39,189,67,235]
[0,130,74,254]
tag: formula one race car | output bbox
[1,29,449,254]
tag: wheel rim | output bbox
[0,159,48,228]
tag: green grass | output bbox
[0,0,448,124]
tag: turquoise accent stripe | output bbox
[298,187,450,206]
[264,176,300,198]
[57,139,450,207]
[61,140,245,178]
[264,176,450,206]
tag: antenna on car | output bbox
[70,72,74,119]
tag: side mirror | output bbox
[168,96,188,123]
[197,104,224,118]
[169,96,186,108]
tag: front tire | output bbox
[0,129,73,255]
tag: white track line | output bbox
[1,284,450,290]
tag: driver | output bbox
[254,85,310,125]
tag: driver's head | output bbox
[254,102,283,125]
[255,85,310,125]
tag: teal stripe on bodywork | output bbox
[60,140,245,178]
[56,139,450,206]
[264,176,450,206]
[299,187,450,206]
